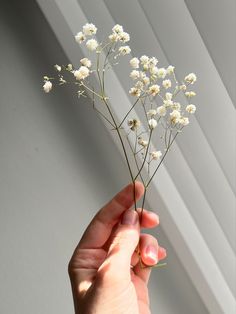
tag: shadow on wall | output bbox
[0,0,128,192]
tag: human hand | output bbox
[68,182,167,314]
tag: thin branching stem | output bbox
[118,96,142,128]
[134,129,153,181]
[146,131,179,188]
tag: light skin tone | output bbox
[68,182,167,314]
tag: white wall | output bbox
[0,1,210,313]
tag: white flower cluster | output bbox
[75,23,98,51]
[43,22,199,193]
[43,79,52,93]
[109,24,130,42]
[128,54,197,131]
[128,55,177,98]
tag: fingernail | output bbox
[149,212,160,224]
[121,210,138,225]
[145,245,158,264]
[158,247,167,260]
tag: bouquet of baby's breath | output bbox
[43,23,197,216]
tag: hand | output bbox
[68,182,167,314]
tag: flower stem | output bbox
[146,131,178,188]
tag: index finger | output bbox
[78,181,144,249]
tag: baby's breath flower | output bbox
[165,92,173,100]
[74,66,90,80]
[80,58,92,68]
[170,110,181,124]
[86,39,98,51]
[147,109,157,117]
[150,66,158,75]
[142,76,150,86]
[138,138,148,147]
[149,57,158,67]
[185,91,196,97]
[148,118,158,129]
[119,46,131,55]
[119,31,130,42]
[178,117,189,126]
[109,33,119,42]
[157,68,167,79]
[43,81,52,93]
[135,81,144,90]
[112,24,123,34]
[139,72,146,80]
[82,23,97,36]
[179,84,187,91]
[172,102,181,111]
[163,99,173,107]
[156,105,166,116]
[184,73,197,84]
[130,57,140,69]
[186,104,196,114]
[143,63,149,71]
[54,64,61,72]
[75,32,86,43]
[140,55,149,64]
[130,70,140,80]
[150,151,162,160]
[162,79,172,89]
[67,64,73,71]
[127,118,141,131]
[167,65,175,74]
[129,87,141,97]
[148,84,160,96]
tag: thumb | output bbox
[99,210,140,280]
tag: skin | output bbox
[68,182,167,314]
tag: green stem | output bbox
[134,129,153,181]
[103,98,134,184]
[118,96,142,128]
[146,131,178,188]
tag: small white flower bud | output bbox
[167,65,175,74]
[112,24,123,34]
[162,79,172,89]
[148,84,160,96]
[148,118,158,129]
[140,55,149,64]
[130,70,140,80]
[150,151,162,160]
[80,58,92,68]
[147,109,157,117]
[170,110,181,124]
[138,138,148,147]
[156,106,166,116]
[184,73,197,84]
[83,23,97,36]
[54,64,61,72]
[185,91,196,97]
[74,66,90,80]
[130,57,140,69]
[43,81,52,93]
[165,92,173,100]
[119,31,130,42]
[157,68,167,78]
[118,46,131,55]
[129,87,141,97]
[75,32,86,43]
[178,117,189,126]
[86,39,98,51]
[186,104,196,114]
